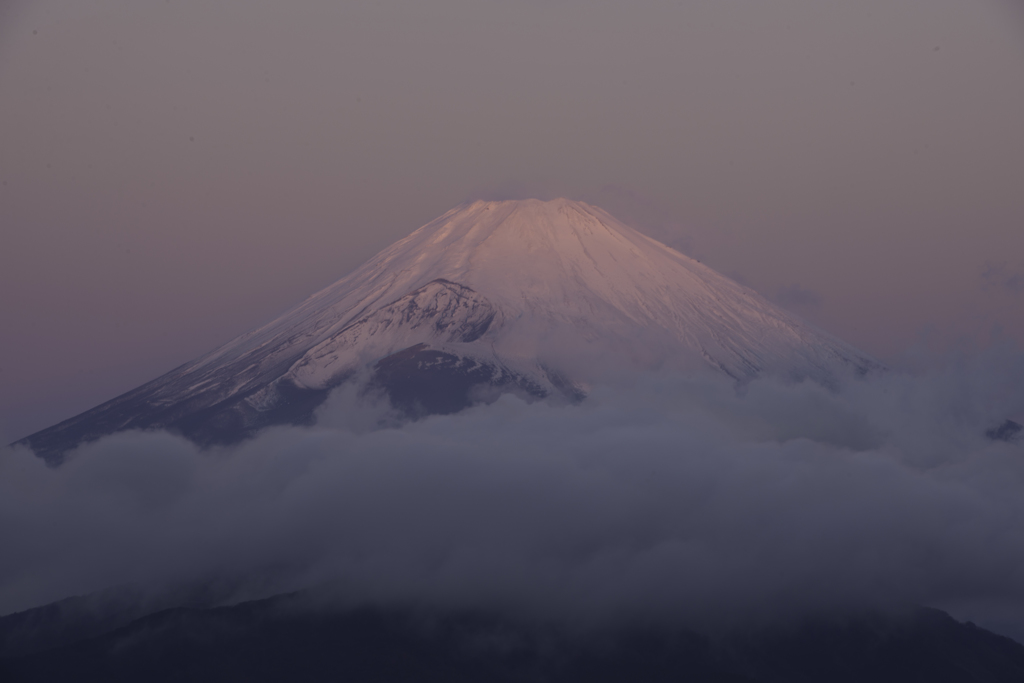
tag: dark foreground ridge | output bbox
[2,590,1024,682]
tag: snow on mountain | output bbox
[16,199,880,462]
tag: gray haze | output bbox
[2,348,1024,638]
[2,0,1024,439]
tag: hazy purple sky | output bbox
[2,0,1024,440]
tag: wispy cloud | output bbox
[981,262,1024,295]
[775,283,822,311]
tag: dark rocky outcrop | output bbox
[3,590,1024,683]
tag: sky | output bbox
[3,0,1024,643]
[2,0,1024,439]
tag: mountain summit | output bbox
[18,199,879,462]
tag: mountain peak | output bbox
[16,200,880,462]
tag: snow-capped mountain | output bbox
[17,199,879,462]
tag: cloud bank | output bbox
[3,347,1024,639]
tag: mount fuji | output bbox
[17,199,879,462]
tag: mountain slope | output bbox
[15,199,880,462]
[4,592,1023,683]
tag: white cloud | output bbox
[2,347,1024,640]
